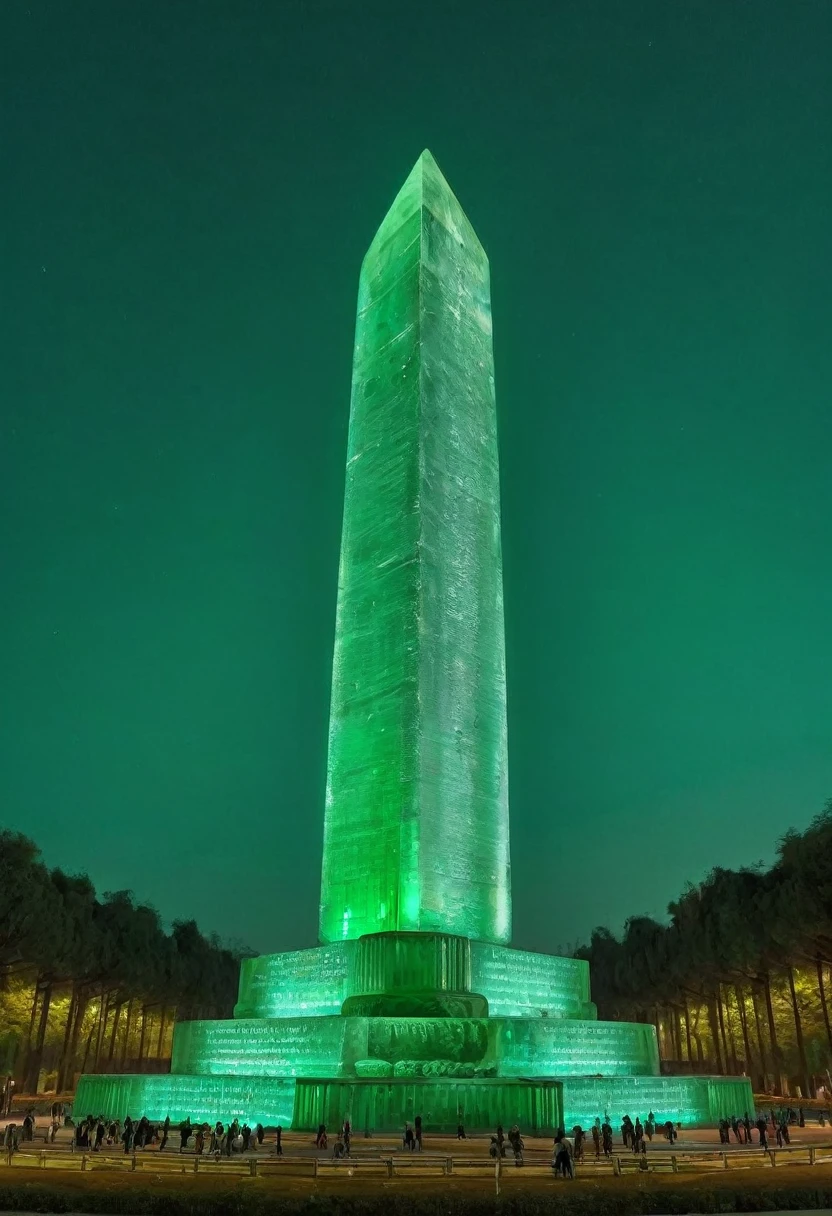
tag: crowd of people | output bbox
[718,1107,807,1150]
[68,1114,270,1157]
[2,1103,824,1167]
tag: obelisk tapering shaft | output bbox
[319,150,511,945]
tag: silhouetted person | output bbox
[508,1124,524,1166]
[553,1129,573,1178]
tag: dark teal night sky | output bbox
[2,0,831,956]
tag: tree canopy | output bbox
[0,831,244,1092]
[578,801,832,1098]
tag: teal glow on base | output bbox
[74,1070,754,1133]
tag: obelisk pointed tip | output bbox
[414,148,447,187]
[363,150,484,266]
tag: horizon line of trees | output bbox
[577,800,832,1099]
[0,830,245,1093]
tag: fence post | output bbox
[670,1154,678,1173]
[81,1154,87,1171]
[810,1146,816,1165]
[40,1150,46,1168]
[194,1155,199,1173]
[769,1150,776,1167]
[722,1151,728,1169]
[313,1156,319,1178]
[495,1151,501,1197]
[131,1152,137,1171]
[613,1155,621,1176]
[249,1158,257,1177]
[445,1156,453,1175]
[386,1157,393,1179]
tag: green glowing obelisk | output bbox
[319,150,511,945]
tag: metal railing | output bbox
[4,1142,832,1180]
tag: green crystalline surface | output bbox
[167,1013,659,1081]
[73,1070,753,1131]
[234,942,356,1019]
[232,940,595,1022]
[320,151,510,945]
[72,154,756,1137]
[470,943,595,1019]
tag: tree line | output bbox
[0,831,243,1093]
[578,801,832,1099]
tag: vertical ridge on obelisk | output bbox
[319,151,511,945]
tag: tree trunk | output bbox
[137,1006,147,1066]
[121,1000,133,1067]
[79,1024,95,1074]
[707,997,724,1074]
[734,984,753,1075]
[816,955,832,1057]
[673,1007,683,1060]
[787,965,812,1097]
[156,1007,167,1060]
[723,989,739,1072]
[24,981,52,1092]
[68,991,88,1077]
[751,985,769,1090]
[20,980,41,1084]
[764,972,783,1095]
[107,1002,123,1063]
[56,985,78,1092]
[93,987,107,1070]
[683,998,693,1062]
[96,990,116,1069]
[717,990,732,1070]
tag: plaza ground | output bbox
[4,1118,832,1214]
[3,1159,832,1214]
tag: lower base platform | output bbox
[73,1071,754,1131]
[293,1076,562,1134]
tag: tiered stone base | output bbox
[74,1070,754,1131]
[293,1076,563,1135]
[73,935,755,1131]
